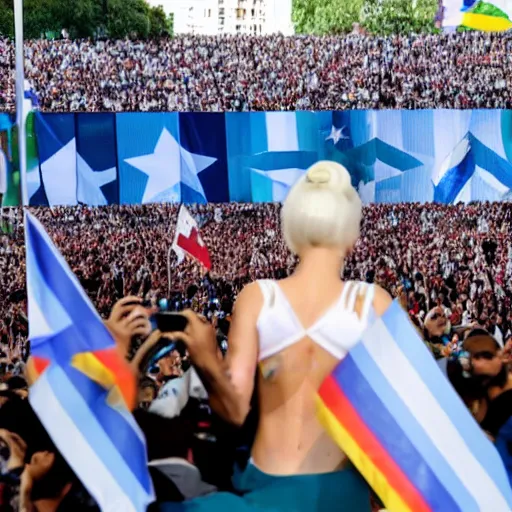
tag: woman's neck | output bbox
[294,248,344,285]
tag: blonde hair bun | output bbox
[281,160,362,255]
[306,161,353,195]
[306,165,331,185]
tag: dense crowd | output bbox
[0,39,14,109]
[2,201,512,356]
[0,32,511,112]
[1,200,512,511]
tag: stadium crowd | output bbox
[1,200,512,510]
[0,32,511,112]
[0,38,14,110]
[1,201,512,357]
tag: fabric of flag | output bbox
[26,112,46,207]
[75,113,118,205]
[225,111,326,202]
[24,211,154,512]
[0,115,16,208]
[23,82,43,206]
[172,205,211,270]
[179,113,229,203]
[26,109,512,206]
[317,300,512,512]
[32,113,118,207]
[24,80,40,110]
[442,0,512,31]
[34,113,77,206]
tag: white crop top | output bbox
[256,280,375,361]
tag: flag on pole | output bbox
[24,211,154,512]
[172,205,211,270]
[442,0,512,32]
[317,300,512,512]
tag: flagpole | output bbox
[14,0,28,207]
[167,245,173,299]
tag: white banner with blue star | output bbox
[30,110,512,207]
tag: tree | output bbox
[58,0,103,38]
[167,12,174,38]
[293,0,364,35]
[0,0,171,40]
[148,5,171,37]
[106,0,150,39]
[360,0,438,35]
[0,0,14,37]
[2,0,103,39]
[293,0,439,36]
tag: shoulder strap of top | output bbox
[257,280,275,309]
[360,283,375,324]
[345,282,376,323]
[347,281,360,312]
[341,281,354,310]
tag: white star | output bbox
[326,125,349,145]
[77,154,116,206]
[40,138,78,206]
[125,128,217,204]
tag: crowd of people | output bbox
[2,201,512,359]
[0,39,14,110]
[0,198,511,510]
[0,32,511,111]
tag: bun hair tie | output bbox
[306,167,331,184]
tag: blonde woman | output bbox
[161,162,392,511]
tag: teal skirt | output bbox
[157,461,371,512]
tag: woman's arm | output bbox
[172,284,262,426]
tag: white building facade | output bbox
[151,0,294,36]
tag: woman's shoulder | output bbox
[372,284,393,314]
[233,281,267,315]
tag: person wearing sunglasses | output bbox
[423,307,452,359]
[463,328,512,485]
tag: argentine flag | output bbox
[318,300,512,512]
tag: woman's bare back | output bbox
[250,276,390,475]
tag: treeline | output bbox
[0,0,173,39]
[293,0,441,36]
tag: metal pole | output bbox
[167,245,173,298]
[14,0,28,207]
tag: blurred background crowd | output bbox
[0,32,511,112]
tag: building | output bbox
[149,0,294,36]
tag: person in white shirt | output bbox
[149,366,208,420]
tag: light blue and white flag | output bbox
[24,211,154,512]
[319,300,512,512]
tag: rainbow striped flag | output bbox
[317,300,512,512]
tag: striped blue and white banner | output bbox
[319,300,512,512]
[24,211,154,512]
